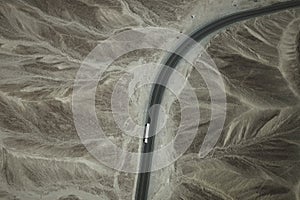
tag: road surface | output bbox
[135,1,300,199]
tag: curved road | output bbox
[135,1,300,200]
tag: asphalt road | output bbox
[135,1,300,200]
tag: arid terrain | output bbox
[0,0,299,200]
[161,8,300,200]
